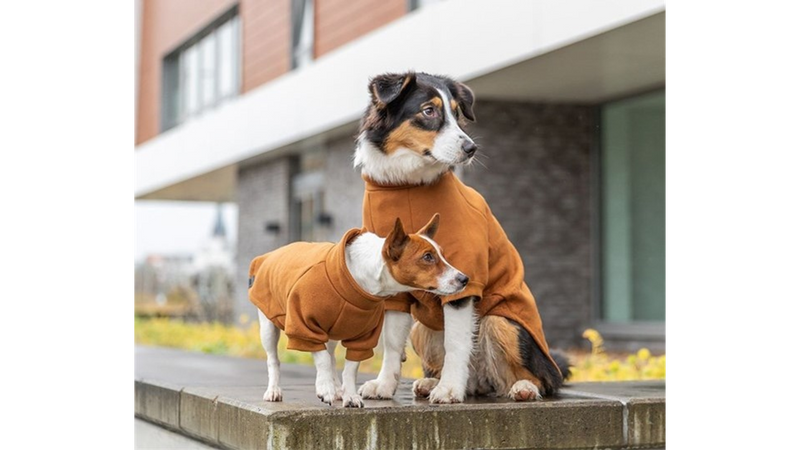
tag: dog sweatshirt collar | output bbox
[362,170,456,190]
[324,228,387,310]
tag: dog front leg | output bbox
[428,298,476,404]
[358,311,413,399]
[341,360,364,408]
[312,349,341,405]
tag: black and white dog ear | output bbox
[369,72,416,107]
[450,81,476,122]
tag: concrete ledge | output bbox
[628,398,666,446]
[135,346,665,449]
[134,379,182,429]
[179,388,219,443]
[564,382,667,448]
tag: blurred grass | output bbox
[134,317,664,382]
[134,316,426,378]
[134,289,196,318]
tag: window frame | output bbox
[592,88,666,343]
[290,0,315,70]
[160,6,240,132]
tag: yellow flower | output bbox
[582,328,605,355]
[582,328,599,341]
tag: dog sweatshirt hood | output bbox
[363,171,560,375]
[248,228,385,361]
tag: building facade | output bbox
[135,0,666,351]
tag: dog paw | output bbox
[358,379,397,400]
[263,386,283,402]
[428,382,465,404]
[342,393,365,408]
[508,380,543,402]
[412,378,440,398]
[316,380,340,405]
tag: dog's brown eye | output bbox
[422,107,435,117]
[422,252,435,263]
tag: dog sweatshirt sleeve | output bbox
[339,309,385,361]
[283,265,337,353]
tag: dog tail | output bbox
[550,349,572,381]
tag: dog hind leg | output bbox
[479,315,563,400]
[258,310,283,402]
[409,321,444,398]
[326,340,343,397]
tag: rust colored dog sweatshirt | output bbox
[248,229,385,361]
[362,171,560,374]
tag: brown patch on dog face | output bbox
[383,120,438,155]
[385,234,449,290]
[382,217,451,291]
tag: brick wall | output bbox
[234,156,296,322]
[233,134,366,322]
[315,0,406,58]
[321,135,367,240]
[460,101,597,348]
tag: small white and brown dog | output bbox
[250,214,467,407]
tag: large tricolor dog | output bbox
[248,214,467,407]
[355,72,569,404]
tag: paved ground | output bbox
[135,419,215,449]
[135,345,665,449]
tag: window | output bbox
[600,91,665,324]
[291,150,328,242]
[294,178,325,242]
[291,0,315,69]
[161,9,240,131]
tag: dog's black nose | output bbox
[461,140,477,156]
[456,273,469,286]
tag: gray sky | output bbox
[134,200,238,262]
